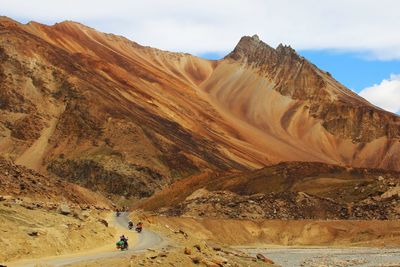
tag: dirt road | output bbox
[7,212,165,267]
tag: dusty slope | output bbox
[0,203,114,263]
[0,156,112,206]
[0,16,399,201]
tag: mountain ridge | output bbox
[0,16,399,200]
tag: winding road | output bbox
[8,212,165,267]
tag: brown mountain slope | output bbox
[138,162,400,220]
[0,156,111,206]
[0,17,399,199]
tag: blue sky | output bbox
[198,49,400,114]
[199,51,400,94]
[298,51,400,93]
[1,0,399,113]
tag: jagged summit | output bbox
[226,34,274,61]
[276,43,299,56]
[226,34,302,66]
[251,34,260,41]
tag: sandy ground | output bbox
[4,212,162,267]
[241,247,400,267]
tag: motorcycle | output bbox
[135,226,142,233]
[116,240,128,250]
[116,211,121,217]
[128,223,133,230]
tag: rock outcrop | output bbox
[158,189,399,220]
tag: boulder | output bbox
[256,253,275,264]
[158,252,168,257]
[381,186,400,200]
[194,244,201,252]
[184,247,192,255]
[189,255,201,264]
[0,195,12,201]
[212,256,228,265]
[21,202,36,210]
[59,203,71,215]
[27,230,39,237]
[98,218,109,227]
[73,210,87,221]
[147,254,158,260]
[211,245,222,251]
[201,259,220,267]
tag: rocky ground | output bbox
[157,187,400,220]
[241,247,400,267]
[139,162,400,221]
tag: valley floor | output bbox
[2,202,400,267]
[149,216,400,247]
[242,247,400,267]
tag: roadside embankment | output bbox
[0,201,115,263]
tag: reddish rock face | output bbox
[0,17,399,200]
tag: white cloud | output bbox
[1,0,400,59]
[359,74,400,113]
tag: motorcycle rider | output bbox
[120,234,128,248]
[128,220,134,229]
[136,221,143,231]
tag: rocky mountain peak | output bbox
[251,34,260,41]
[276,43,298,56]
[226,34,303,67]
[226,34,275,62]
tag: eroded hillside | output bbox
[0,17,399,201]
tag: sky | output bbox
[0,0,399,113]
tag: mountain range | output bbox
[0,16,399,201]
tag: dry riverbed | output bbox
[241,247,400,267]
